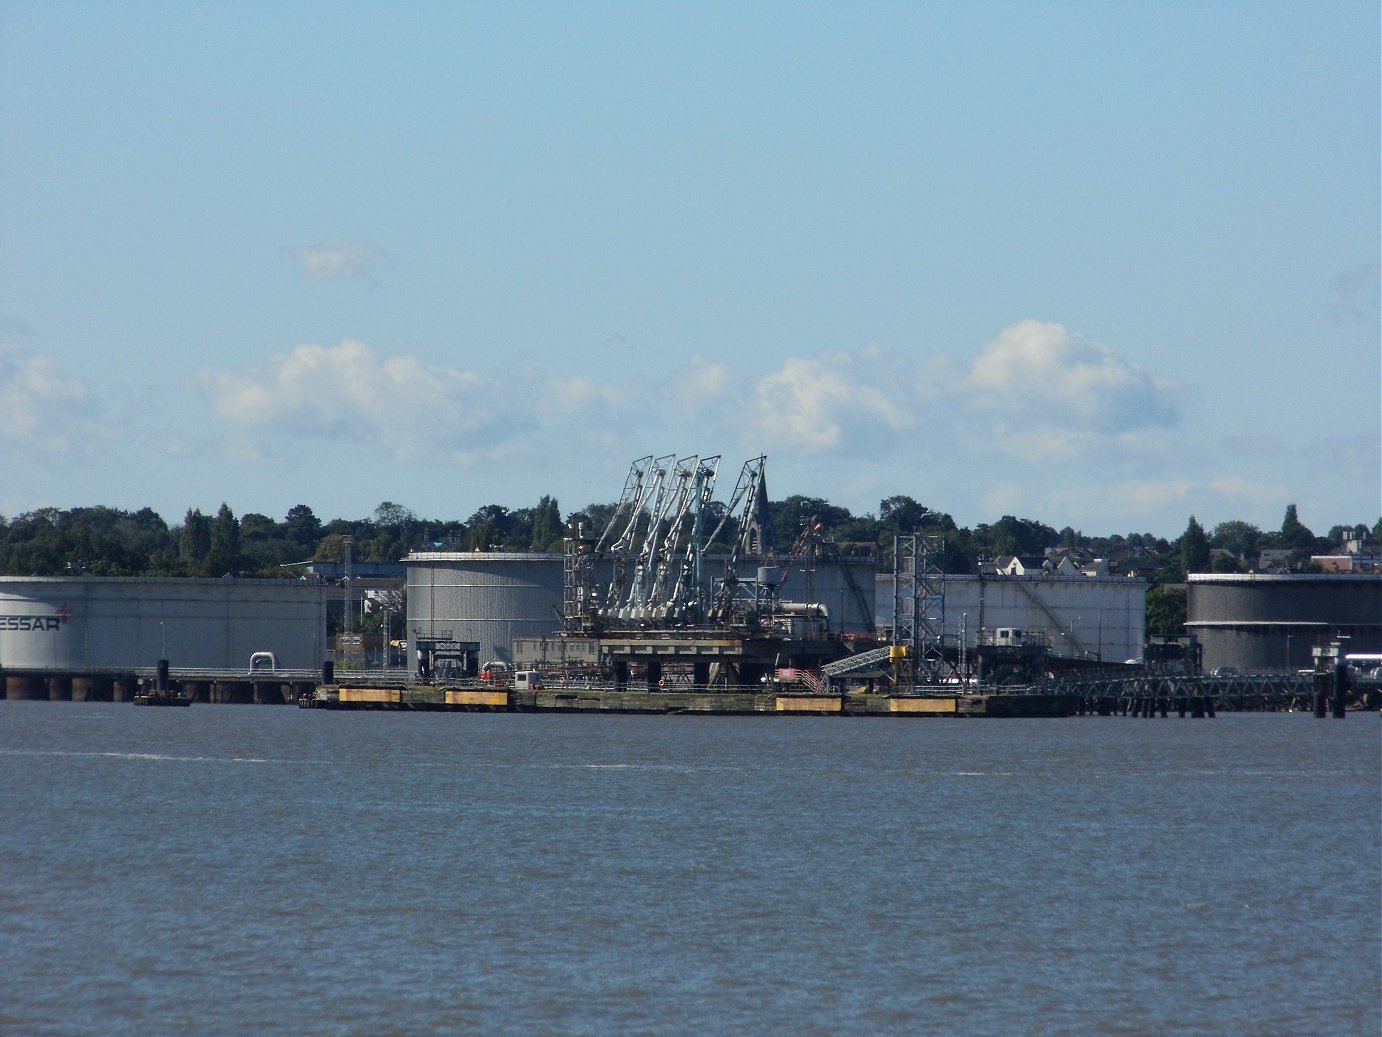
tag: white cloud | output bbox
[540,374,629,415]
[0,344,90,453]
[750,347,914,455]
[914,352,964,399]
[1205,476,1289,513]
[983,423,1083,463]
[967,320,1179,434]
[1041,476,1295,532]
[1122,479,1198,511]
[668,355,734,418]
[293,239,377,280]
[981,484,1027,517]
[194,339,491,460]
[707,322,1181,472]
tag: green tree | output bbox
[832,514,883,547]
[179,509,212,575]
[506,508,536,550]
[314,532,350,562]
[114,508,176,572]
[1211,552,1246,573]
[531,495,562,550]
[373,501,415,527]
[1179,516,1210,575]
[1279,503,1314,551]
[465,505,511,548]
[879,495,929,534]
[769,496,853,552]
[284,504,322,556]
[972,515,1058,560]
[1209,520,1262,561]
[206,503,241,575]
[469,519,497,551]
[1146,586,1186,637]
[238,512,298,574]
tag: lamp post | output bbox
[960,612,968,685]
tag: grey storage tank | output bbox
[0,576,329,671]
[1186,573,1382,672]
[406,552,566,667]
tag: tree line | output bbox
[0,497,1375,638]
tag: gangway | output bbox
[821,645,893,682]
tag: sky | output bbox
[1,1,1378,541]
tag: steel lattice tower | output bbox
[893,534,946,683]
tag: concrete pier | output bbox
[71,676,113,702]
[1,666,324,704]
[4,674,46,700]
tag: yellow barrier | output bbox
[337,688,401,704]
[889,697,957,714]
[445,690,509,707]
[775,695,841,712]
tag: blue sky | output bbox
[2,2,1377,540]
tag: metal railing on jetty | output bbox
[1047,672,1331,717]
[322,667,1370,718]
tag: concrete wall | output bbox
[0,577,329,671]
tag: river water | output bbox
[0,702,1377,1036]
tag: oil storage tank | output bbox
[0,576,329,672]
[406,552,566,668]
[1186,573,1382,672]
[876,573,1146,662]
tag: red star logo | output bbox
[56,603,73,624]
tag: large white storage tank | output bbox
[0,576,329,671]
[876,573,1147,662]
[407,552,566,667]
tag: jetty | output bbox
[298,667,1369,718]
[300,679,1077,716]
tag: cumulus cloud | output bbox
[673,322,1180,468]
[293,239,378,280]
[662,354,734,419]
[194,339,491,460]
[539,374,629,416]
[1205,476,1289,512]
[0,344,90,453]
[1041,475,1296,531]
[750,346,915,454]
[967,319,1179,434]
[983,424,1084,463]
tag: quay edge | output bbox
[301,683,1079,717]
